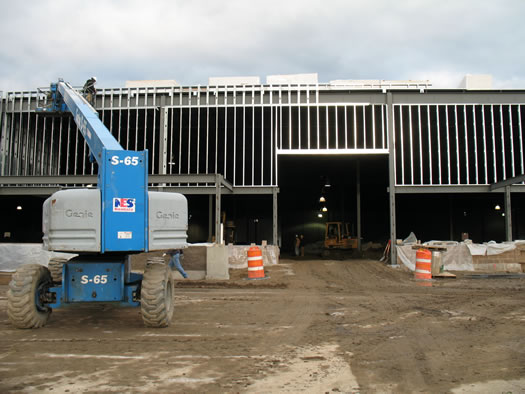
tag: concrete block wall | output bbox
[472,244,525,273]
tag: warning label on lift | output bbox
[113,198,136,212]
[118,231,132,239]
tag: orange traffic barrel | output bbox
[247,246,265,279]
[415,248,432,280]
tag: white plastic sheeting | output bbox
[397,240,525,272]
[0,243,280,272]
[465,241,524,256]
[227,244,280,269]
[0,244,76,272]
[397,242,474,272]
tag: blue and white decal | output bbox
[113,198,136,212]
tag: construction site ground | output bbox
[0,258,524,393]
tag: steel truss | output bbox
[1,85,525,253]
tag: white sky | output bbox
[1,0,524,91]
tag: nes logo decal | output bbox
[113,198,136,212]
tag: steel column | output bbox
[158,96,168,176]
[273,187,278,246]
[209,194,213,242]
[505,185,512,241]
[356,159,361,252]
[0,95,7,175]
[215,174,222,244]
[387,93,397,264]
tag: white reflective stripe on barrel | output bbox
[248,256,263,262]
[416,258,432,263]
[415,269,431,274]
[248,266,264,271]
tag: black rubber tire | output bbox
[140,262,174,328]
[7,264,53,329]
[48,258,67,283]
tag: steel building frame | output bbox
[1,84,525,260]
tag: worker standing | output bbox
[82,76,97,106]
[167,249,188,278]
[295,235,300,257]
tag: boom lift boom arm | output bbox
[39,79,149,253]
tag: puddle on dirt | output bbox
[464,274,525,279]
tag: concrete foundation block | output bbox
[205,244,230,280]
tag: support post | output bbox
[448,196,454,240]
[208,194,213,242]
[387,92,397,265]
[215,174,222,244]
[0,93,6,176]
[158,97,168,178]
[273,188,278,246]
[356,160,361,252]
[505,186,512,241]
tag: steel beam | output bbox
[0,187,66,196]
[0,175,97,184]
[489,173,525,191]
[0,175,277,195]
[395,185,525,193]
[390,91,525,105]
[276,148,389,155]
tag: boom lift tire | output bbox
[140,260,174,328]
[7,264,53,329]
[48,257,68,283]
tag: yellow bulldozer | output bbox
[324,222,358,250]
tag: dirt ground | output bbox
[0,258,524,393]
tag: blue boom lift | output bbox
[7,79,188,328]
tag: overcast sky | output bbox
[1,0,524,91]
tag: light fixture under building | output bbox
[16,206,22,211]
[319,196,326,203]
[324,178,331,187]
[322,206,327,212]
[318,213,323,218]
[495,204,501,210]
